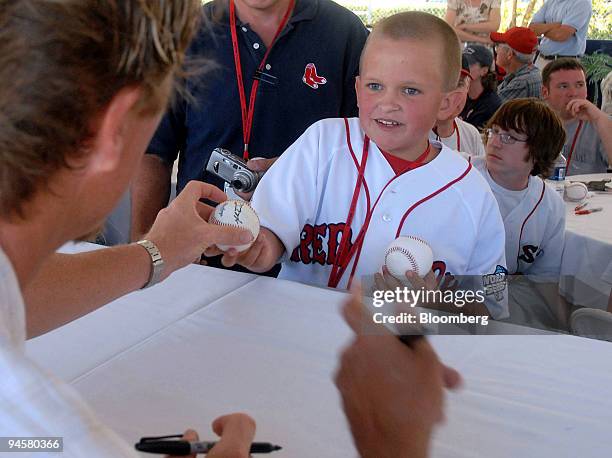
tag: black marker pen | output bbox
[135,437,281,455]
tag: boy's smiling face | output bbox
[356,35,448,160]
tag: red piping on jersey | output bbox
[564,120,583,173]
[344,117,361,170]
[328,120,468,289]
[515,179,546,272]
[343,118,372,210]
[347,143,432,285]
[395,162,472,238]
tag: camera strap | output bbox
[230,0,295,160]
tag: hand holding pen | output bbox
[335,286,461,458]
[136,434,280,456]
[136,414,261,457]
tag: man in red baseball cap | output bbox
[490,27,542,103]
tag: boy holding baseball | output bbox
[212,12,508,319]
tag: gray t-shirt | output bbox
[565,118,609,175]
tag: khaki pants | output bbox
[535,54,554,71]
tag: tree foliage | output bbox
[334,0,611,39]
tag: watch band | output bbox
[137,240,164,289]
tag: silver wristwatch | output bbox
[137,240,164,288]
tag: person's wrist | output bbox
[386,427,432,458]
[359,431,431,458]
[136,239,164,288]
[592,110,607,126]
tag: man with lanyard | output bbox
[131,0,368,245]
[490,26,541,103]
[542,58,612,176]
[529,0,592,70]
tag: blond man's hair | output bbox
[361,11,461,91]
[0,0,202,218]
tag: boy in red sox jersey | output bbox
[471,98,570,330]
[212,12,508,319]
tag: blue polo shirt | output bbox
[531,0,592,56]
[147,0,368,194]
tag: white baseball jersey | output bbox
[429,117,486,158]
[252,118,508,318]
[473,157,565,279]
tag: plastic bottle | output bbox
[547,153,566,199]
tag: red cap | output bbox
[490,27,538,54]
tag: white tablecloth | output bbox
[27,243,257,382]
[561,173,612,308]
[26,245,612,457]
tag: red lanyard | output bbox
[433,119,460,151]
[230,0,294,159]
[328,120,432,289]
[565,120,583,173]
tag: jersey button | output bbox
[241,26,248,32]
[265,63,272,70]
[382,214,392,222]
[253,43,260,49]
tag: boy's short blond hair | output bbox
[362,11,461,92]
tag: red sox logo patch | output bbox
[302,63,327,89]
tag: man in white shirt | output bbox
[0,1,255,456]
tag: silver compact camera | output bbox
[205,148,263,193]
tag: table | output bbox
[26,244,612,458]
[561,173,612,309]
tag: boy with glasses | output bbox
[474,98,566,277]
[472,99,569,329]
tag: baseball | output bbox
[384,236,433,281]
[209,199,260,252]
[564,182,588,202]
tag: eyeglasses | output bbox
[486,128,528,145]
